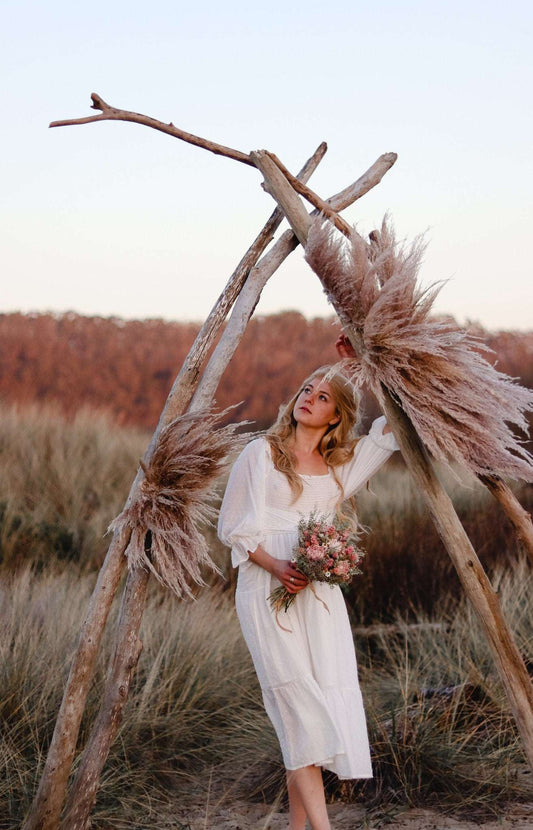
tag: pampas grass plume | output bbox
[305,215,533,482]
[109,408,247,598]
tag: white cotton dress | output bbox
[217,416,399,780]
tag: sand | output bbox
[169,799,533,829]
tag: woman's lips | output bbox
[299,406,311,413]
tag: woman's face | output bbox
[293,377,340,431]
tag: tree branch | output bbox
[50,92,255,167]
[266,151,353,238]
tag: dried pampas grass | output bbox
[109,408,247,598]
[305,216,533,482]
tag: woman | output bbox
[218,339,399,830]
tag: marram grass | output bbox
[2,559,533,827]
[1,404,533,826]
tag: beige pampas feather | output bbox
[109,408,247,598]
[305,215,533,482]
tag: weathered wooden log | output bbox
[23,142,328,830]
[479,474,533,565]
[26,144,332,830]
[191,151,398,407]
[250,149,533,771]
[60,566,150,830]
[353,622,447,638]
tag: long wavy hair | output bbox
[266,365,362,502]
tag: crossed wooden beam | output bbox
[24,93,533,830]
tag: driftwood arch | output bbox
[24,93,533,830]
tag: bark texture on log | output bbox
[21,528,130,830]
[252,151,533,772]
[60,567,150,830]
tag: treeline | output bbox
[1,311,532,430]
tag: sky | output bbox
[2,0,532,331]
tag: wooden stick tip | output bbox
[90,93,107,111]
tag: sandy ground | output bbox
[169,800,533,829]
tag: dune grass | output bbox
[1,405,533,826]
[2,560,533,828]
[0,404,147,570]
[1,402,530,622]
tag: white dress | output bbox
[217,416,399,779]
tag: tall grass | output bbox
[2,561,532,828]
[0,404,147,569]
[349,461,533,622]
[1,404,533,826]
[1,404,530,622]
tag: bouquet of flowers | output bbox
[269,512,364,629]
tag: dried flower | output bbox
[305,216,533,482]
[109,408,247,598]
[269,512,364,630]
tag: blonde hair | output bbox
[266,365,361,501]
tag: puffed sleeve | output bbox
[217,438,267,568]
[340,415,400,498]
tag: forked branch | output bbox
[50,93,255,167]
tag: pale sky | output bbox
[2,0,532,330]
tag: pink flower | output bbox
[306,545,323,561]
[333,561,350,577]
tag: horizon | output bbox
[3,306,532,335]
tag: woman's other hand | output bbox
[335,333,356,359]
[273,560,309,594]
[248,546,308,593]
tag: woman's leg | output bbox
[286,769,307,830]
[286,766,331,830]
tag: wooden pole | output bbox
[60,145,400,830]
[23,143,328,830]
[479,474,533,564]
[60,566,150,830]
[250,149,533,771]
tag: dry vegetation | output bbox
[1,406,533,828]
[2,311,532,432]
